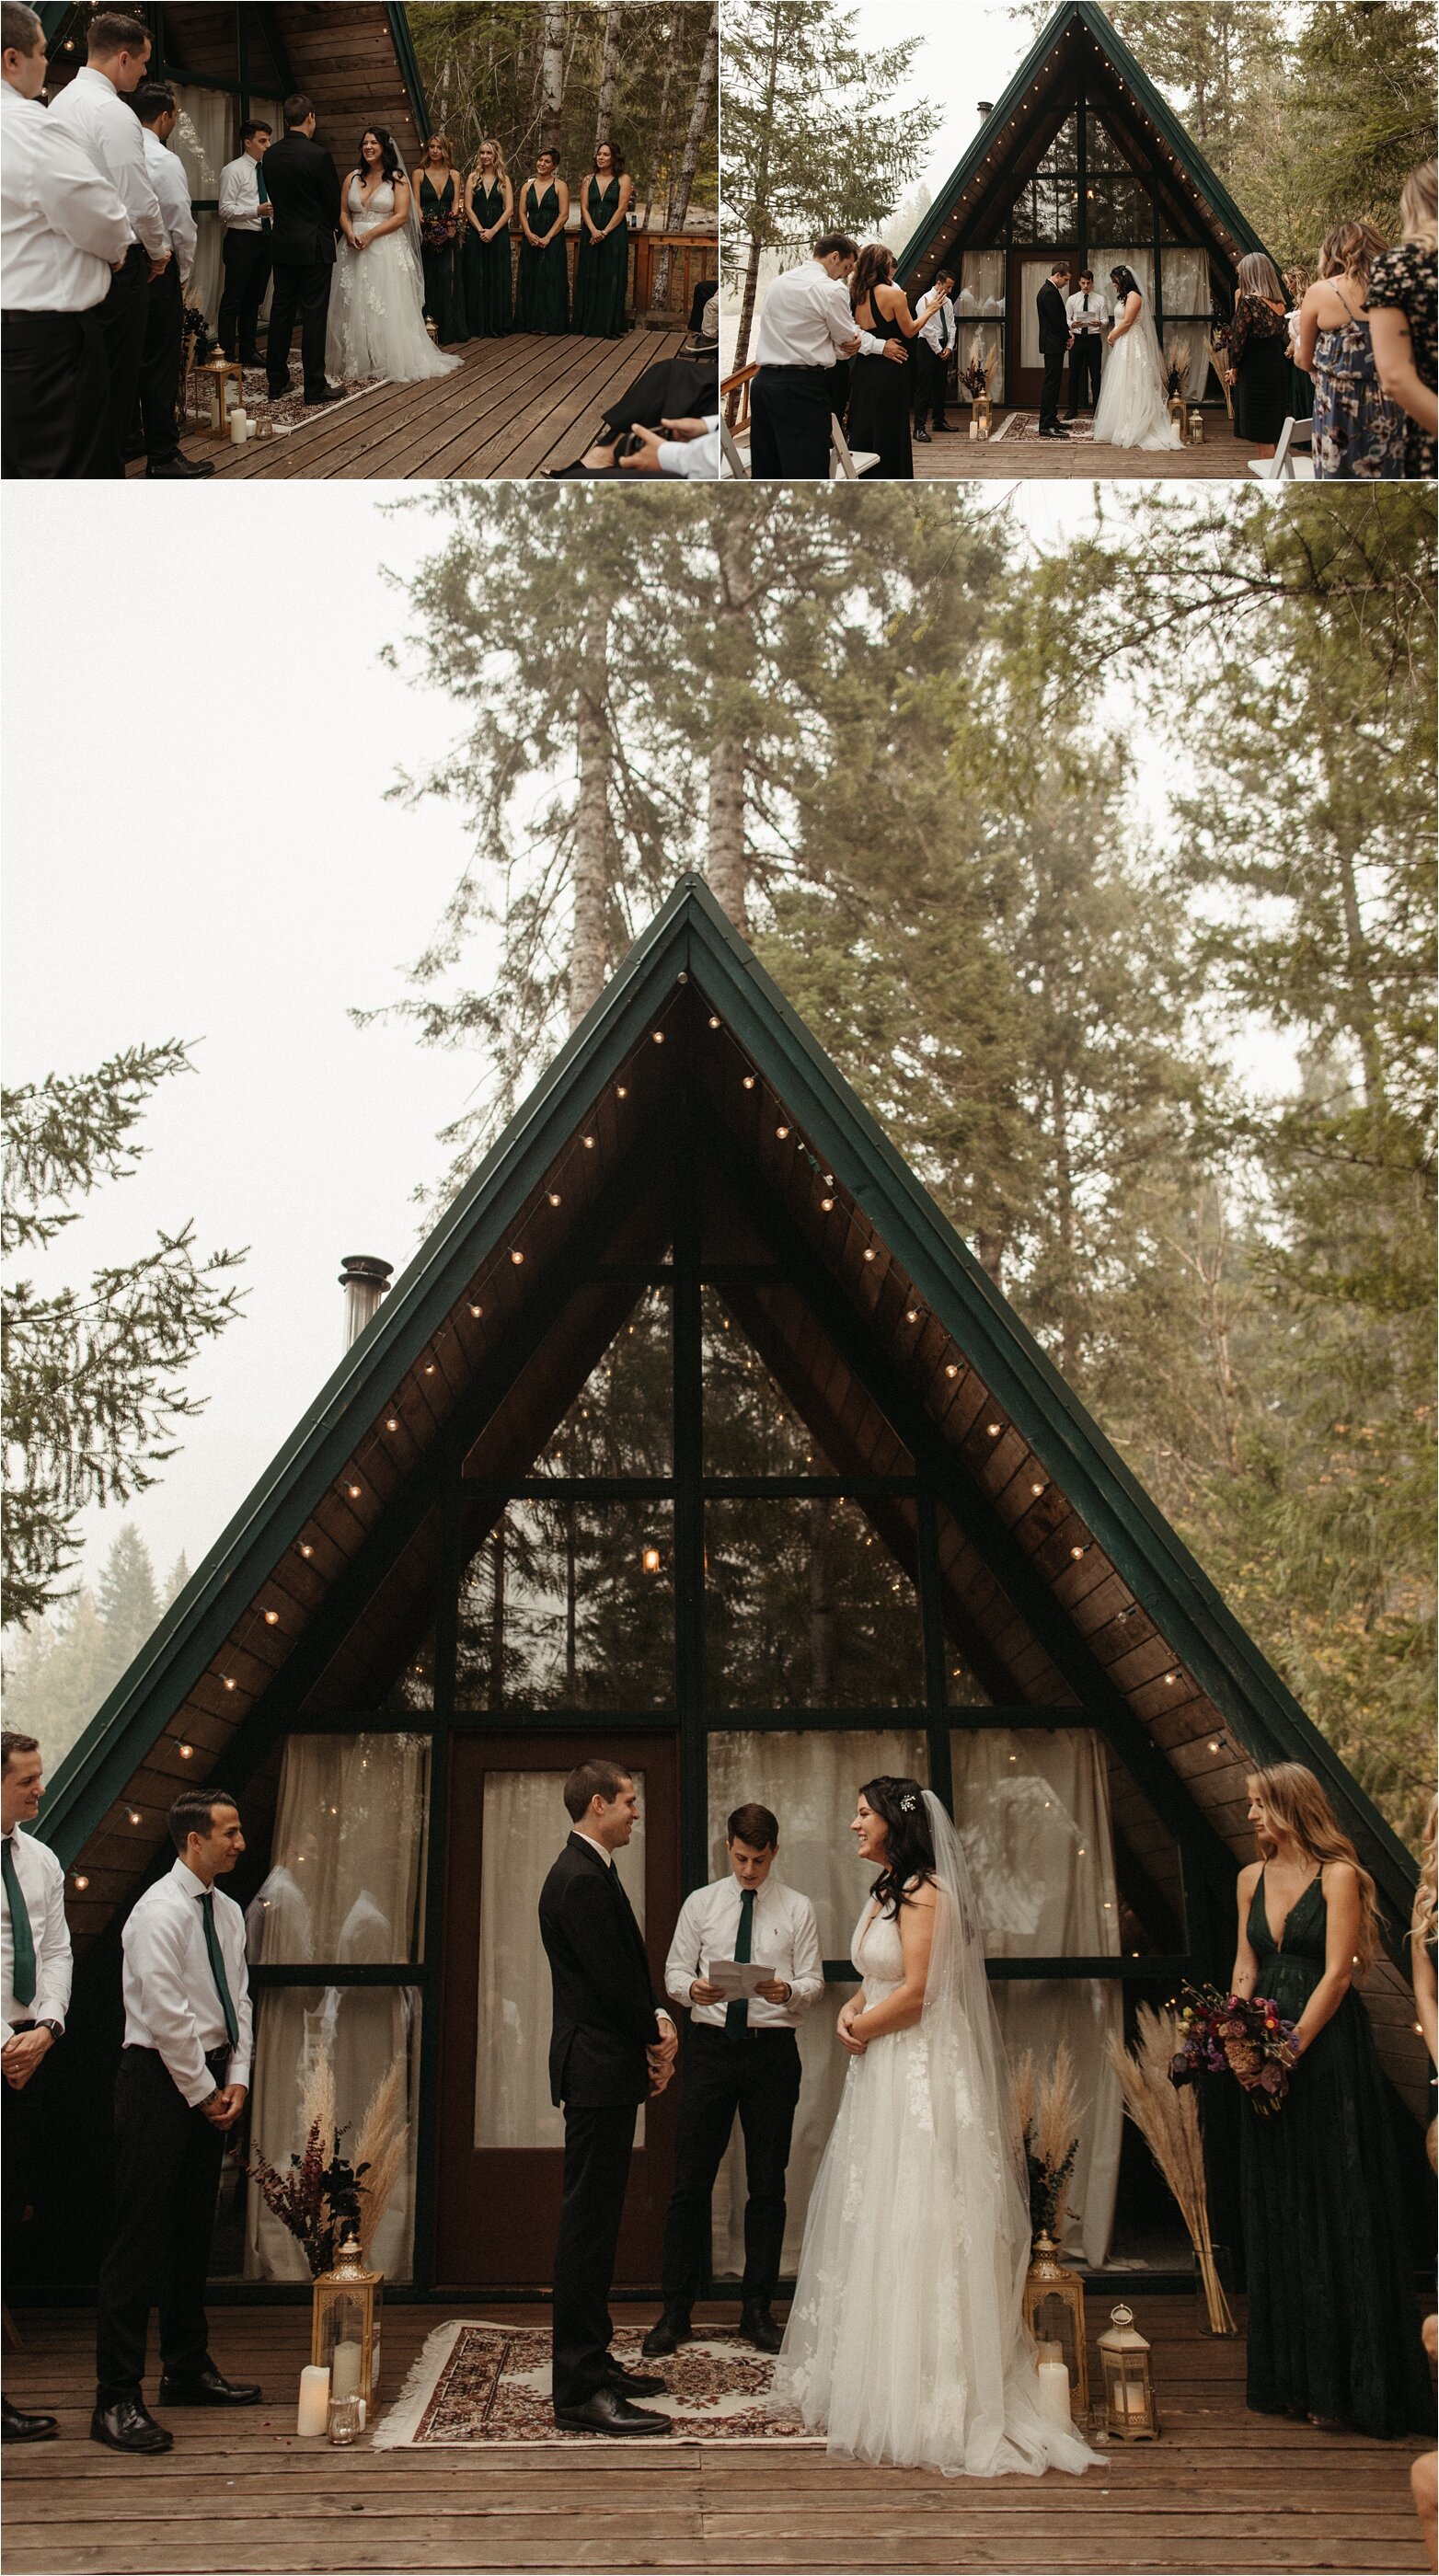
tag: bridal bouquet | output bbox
[420,212,460,250]
[1168,1982,1299,2115]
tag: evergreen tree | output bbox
[95,1524,162,1673]
[1287,1,1436,241]
[164,1550,190,1607]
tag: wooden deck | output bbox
[913,411,1267,479]
[4,2296,1429,2575]
[128,328,690,482]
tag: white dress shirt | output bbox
[0,80,131,312]
[754,259,888,369]
[121,1857,252,2106]
[665,1874,823,2030]
[217,151,269,233]
[1066,288,1110,334]
[142,127,195,289]
[48,63,167,260]
[658,416,720,477]
[1,1828,72,2047]
[916,292,957,356]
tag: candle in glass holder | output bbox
[330,2339,363,2401]
[297,2363,329,2436]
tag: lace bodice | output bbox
[852,1903,904,1993]
[348,177,396,228]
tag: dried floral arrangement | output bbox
[1106,2005,1237,2335]
[1163,339,1190,401]
[238,2050,408,2276]
[960,337,996,403]
[1012,2040,1083,2247]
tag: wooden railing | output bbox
[721,363,757,431]
[631,229,719,321]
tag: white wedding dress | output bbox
[771,1794,1096,2478]
[1090,292,1180,450]
[326,178,463,385]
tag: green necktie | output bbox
[726,1887,755,2038]
[200,1890,239,2048]
[3,1837,36,2011]
[255,161,269,204]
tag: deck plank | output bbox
[911,413,1269,479]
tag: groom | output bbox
[1036,260,1072,439]
[538,1764,679,2436]
[262,95,340,407]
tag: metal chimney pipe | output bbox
[340,1254,393,1350]
[977,100,994,120]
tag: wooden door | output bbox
[434,1731,681,2294]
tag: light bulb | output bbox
[821,1196,835,1212]
[652,1029,665,1044]
[511,1249,524,1265]
[424,1362,436,1374]
[944,1363,959,1379]
[469,1303,484,1317]
[300,1543,314,1558]
[863,1248,876,1262]
[616,1086,627,1099]
[127,1808,143,1826]
[348,1482,363,1499]
[583,1134,596,1148]
[987,1422,1002,1437]
[264,1609,280,1626]
[905,1309,918,1323]
[74,1873,88,1890]
[386,1417,399,1432]
[641,1547,661,1574]
[1070,1544,1085,1559]
[223,1676,236,1691]
[1165,1671,1179,1685]
[708,1016,721,1029]
[1208,1740,1221,1754]
[743,1076,755,1091]
[547,1192,562,1207]
[178,1743,194,1759]
[1030,1481,1044,1495]
[776,1124,789,1139]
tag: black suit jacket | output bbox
[261,131,341,268]
[538,1834,665,2110]
[1037,280,1070,353]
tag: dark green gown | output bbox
[419,175,466,345]
[461,181,512,337]
[571,178,629,337]
[514,182,569,334]
[1239,1869,1431,2436]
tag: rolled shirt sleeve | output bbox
[31,126,132,270]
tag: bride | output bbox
[327,127,463,385]
[771,1777,1096,2478]
[1091,263,1180,449]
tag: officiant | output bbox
[1065,269,1108,416]
[644,1802,823,2358]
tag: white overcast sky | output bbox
[847,0,1030,211]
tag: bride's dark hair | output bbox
[355,126,404,186]
[859,1777,936,1915]
[1110,264,1143,302]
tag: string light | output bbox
[776,1124,789,1140]
[641,1547,662,1574]
[905,1308,919,1323]
[347,1482,363,1500]
[511,1249,525,1266]
[820,1196,835,1212]
[743,1075,755,1091]
[424,1362,437,1374]
[1030,1480,1045,1495]
[223,1676,237,1692]
[863,1248,876,1262]
[178,1743,194,1759]
[944,1363,959,1379]
[386,1417,399,1432]
[263,1609,280,1627]
[74,1873,89,1891]
[1208,1739,1222,1754]
[986,1421,1003,1438]
[651,1030,665,1044]
[547,1192,562,1207]
[127,1808,143,1826]
[616,1087,627,1100]
[1070,1542,1088,1558]
[1164,1670,1180,1686]
[469,1302,484,1317]
[708,1016,721,1029]
[299,1543,314,1559]
[583,1134,596,1149]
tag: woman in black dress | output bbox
[846,244,952,478]
[1232,1762,1431,2438]
[462,138,513,338]
[571,143,633,338]
[1226,251,1290,455]
[1367,159,1437,479]
[410,132,466,345]
[514,150,571,335]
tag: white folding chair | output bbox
[1248,415,1314,480]
[719,416,749,478]
[830,414,880,479]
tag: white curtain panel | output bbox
[958,249,1005,318]
[244,1990,420,2282]
[168,87,224,318]
[474,1769,646,2151]
[950,1728,1122,2266]
[956,324,1005,403]
[1161,248,1215,395]
[1089,245,1154,310]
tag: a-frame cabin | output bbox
[898,0,1281,412]
[21,880,1426,2306]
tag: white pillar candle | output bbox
[330,2339,363,2401]
[297,2364,330,2436]
[969,420,978,439]
[230,411,249,444]
[1036,2358,1073,2432]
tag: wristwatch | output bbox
[37,2020,63,2041]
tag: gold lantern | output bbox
[1021,2232,1088,2414]
[1098,2302,1157,2440]
[973,392,992,438]
[1167,393,1187,434]
[311,2237,383,2408]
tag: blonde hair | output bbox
[1237,251,1285,304]
[1413,1795,1437,1952]
[423,130,455,167]
[1318,220,1387,288]
[470,135,507,185]
[1247,1762,1382,1972]
[1399,158,1437,253]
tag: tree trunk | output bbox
[731,0,783,368]
[732,236,764,374]
[594,3,623,150]
[706,501,752,936]
[975,1231,1006,1286]
[570,592,611,1026]
[1334,836,1387,1113]
[653,2,717,307]
[642,44,675,228]
[540,2,567,157]
[1049,1064,1076,1378]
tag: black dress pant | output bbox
[1038,339,1065,431]
[749,364,836,477]
[913,336,950,428]
[137,255,184,465]
[1,2028,50,2277]
[1067,332,1100,409]
[2,306,109,477]
[98,244,151,477]
[218,230,271,360]
[551,2099,638,2409]
[661,2025,801,2315]
[95,2045,228,2402]
[267,257,331,398]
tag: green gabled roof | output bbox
[897,0,1272,284]
[40,877,1416,1950]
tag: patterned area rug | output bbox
[1007,413,1098,442]
[373,2321,822,2447]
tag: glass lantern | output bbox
[311,2237,383,2407]
[1098,2302,1157,2440]
[1021,2232,1088,2413]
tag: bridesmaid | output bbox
[462,137,512,338]
[514,149,570,335]
[410,132,466,345]
[571,142,633,338]
[1233,1762,1431,2437]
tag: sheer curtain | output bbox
[706,1728,926,2275]
[474,1768,646,2150]
[244,1734,429,2282]
[1090,246,1153,310]
[950,1729,1122,2266]
[169,87,225,318]
[1161,248,1215,395]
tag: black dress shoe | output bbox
[90,2398,172,2455]
[157,2366,260,2407]
[740,2305,784,2353]
[3,2398,57,2442]
[304,384,343,405]
[640,2312,690,2358]
[146,453,215,478]
[932,420,957,431]
[238,351,263,368]
[265,383,290,403]
[605,2360,667,2398]
[914,424,931,442]
[553,2385,671,2437]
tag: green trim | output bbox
[385,3,430,141]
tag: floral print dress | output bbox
[1311,283,1406,477]
[1365,242,1437,478]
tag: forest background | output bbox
[5,486,1433,1854]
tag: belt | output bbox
[757,361,836,375]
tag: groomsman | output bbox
[1065,270,1108,416]
[1,0,131,478]
[92,1788,259,2456]
[912,273,958,441]
[130,82,210,477]
[644,1803,823,2357]
[216,120,273,367]
[48,8,169,478]
[749,233,906,479]
[1,1731,72,2442]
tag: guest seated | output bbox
[547,345,717,475]
[1366,158,1437,480]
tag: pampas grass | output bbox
[353,2052,408,2261]
[1013,2041,1084,2246]
[1106,2006,1237,2335]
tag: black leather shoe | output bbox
[553,2385,671,2437]
[932,420,957,431]
[304,384,343,405]
[146,454,215,477]
[265,382,290,402]
[914,425,931,442]
[640,2312,690,2358]
[605,2360,667,2398]
[238,351,263,367]
[3,2398,57,2442]
[90,2398,172,2455]
[740,2306,784,2352]
[157,2366,260,2407]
